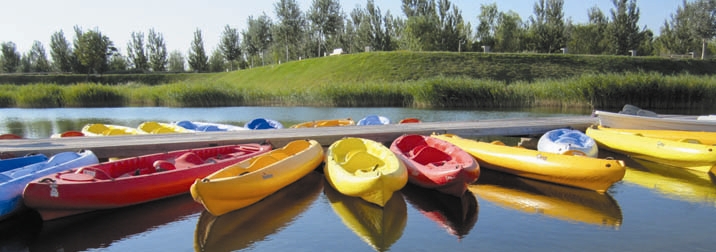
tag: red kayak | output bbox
[23,143,272,220]
[390,134,479,197]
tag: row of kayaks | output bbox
[4,106,715,222]
[12,115,420,138]
[4,127,628,222]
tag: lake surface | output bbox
[1,107,715,252]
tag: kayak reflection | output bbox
[324,181,407,252]
[401,184,478,239]
[624,158,716,207]
[469,169,623,228]
[28,193,204,252]
[194,171,323,251]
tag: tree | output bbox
[147,28,168,71]
[187,28,208,72]
[74,28,117,75]
[49,30,73,72]
[659,0,702,56]
[126,31,148,71]
[109,53,128,72]
[273,0,305,62]
[29,40,52,72]
[400,0,440,51]
[530,0,567,53]
[243,14,273,67]
[567,6,609,54]
[608,0,642,55]
[308,0,343,57]
[208,48,226,72]
[495,11,524,52]
[0,42,21,73]
[688,0,716,59]
[168,50,185,72]
[477,3,499,49]
[219,25,241,71]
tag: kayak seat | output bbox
[249,155,279,170]
[283,140,310,155]
[153,160,176,172]
[395,135,427,153]
[412,146,451,165]
[332,138,367,163]
[342,151,384,174]
[175,152,205,168]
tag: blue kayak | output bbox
[537,128,599,157]
[0,154,48,173]
[174,120,247,132]
[244,118,284,130]
[0,150,98,220]
[357,115,391,126]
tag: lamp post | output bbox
[628,50,636,57]
[560,48,567,54]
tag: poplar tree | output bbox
[147,28,168,72]
[127,31,148,71]
[273,0,305,62]
[49,30,73,72]
[187,28,208,72]
[0,42,21,73]
[219,25,241,71]
[308,0,343,57]
[168,50,186,72]
[29,40,52,72]
[608,0,641,55]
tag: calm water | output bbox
[1,107,715,252]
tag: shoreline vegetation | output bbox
[1,52,715,111]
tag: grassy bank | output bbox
[2,72,715,111]
[1,52,715,110]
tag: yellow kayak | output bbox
[324,137,408,207]
[290,118,355,128]
[138,121,193,134]
[597,125,716,145]
[469,170,622,228]
[82,123,143,136]
[324,183,406,252]
[190,139,324,216]
[432,134,626,193]
[586,126,716,172]
[194,172,323,251]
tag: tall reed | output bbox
[63,83,125,107]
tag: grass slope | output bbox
[206,51,716,88]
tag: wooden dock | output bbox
[0,116,597,159]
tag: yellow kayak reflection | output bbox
[623,158,716,207]
[401,184,479,239]
[469,170,623,228]
[194,171,323,252]
[324,181,407,252]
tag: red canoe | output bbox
[390,134,480,197]
[23,143,272,220]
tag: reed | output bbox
[0,85,16,107]
[63,83,125,107]
[14,84,64,108]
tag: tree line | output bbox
[2,0,716,75]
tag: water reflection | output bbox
[623,159,716,207]
[193,171,323,251]
[23,194,203,251]
[400,184,478,239]
[323,181,407,252]
[469,169,623,228]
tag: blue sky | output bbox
[1,0,682,55]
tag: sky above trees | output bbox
[1,0,682,54]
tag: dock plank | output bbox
[0,116,597,159]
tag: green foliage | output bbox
[14,84,64,108]
[63,83,124,107]
[165,82,243,107]
[187,29,209,72]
